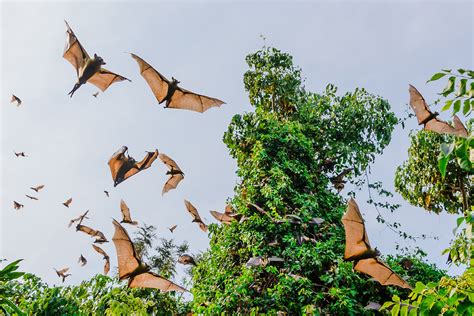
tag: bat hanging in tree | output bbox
[63,21,130,97]
[111,219,187,292]
[159,153,184,195]
[409,85,469,138]
[92,244,110,275]
[330,168,353,193]
[130,53,225,113]
[108,146,159,187]
[184,200,208,232]
[120,199,138,225]
[341,198,411,289]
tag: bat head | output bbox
[171,77,180,85]
[93,53,106,65]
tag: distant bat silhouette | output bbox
[78,254,87,266]
[63,20,130,97]
[112,219,187,291]
[25,195,38,201]
[62,198,72,207]
[168,225,177,233]
[210,210,235,225]
[104,190,109,197]
[130,53,225,113]
[342,198,411,289]
[409,85,468,138]
[178,254,196,266]
[13,201,24,210]
[30,185,45,192]
[159,153,184,195]
[93,91,99,98]
[14,152,27,157]
[10,94,21,106]
[120,199,138,225]
[184,200,208,232]
[68,210,90,228]
[108,146,159,187]
[54,267,71,282]
[92,244,110,275]
[330,168,353,192]
[76,224,108,243]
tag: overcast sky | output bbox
[1,1,472,287]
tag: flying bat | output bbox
[76,224,108,243]
[330,168,353,192]
[78,254,87,266]
[54,267,71,283]
[63,21,130,97]
[342,198,411,289]
[92,244,110,275]
[210,210,236,225]
[104,190,109,197]
[159,153,184,195]
[25,195,38,201]
[184,200,208,232]
[93,91,99,98]
[30,185,45,192]
[111,219,187,292]
[13,201,24,210]
[14,152,27,157]
[409,85,468,138]
[120,199,138,225]
[108,146,159,187]
[130,53,225,113]
[177,254,196,266]
[63,198,72,207]
[168,225,177,233]
[68,210,90,228]
[10,94,21,106]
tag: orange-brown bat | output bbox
[63,198,72,208]
[78,254,87,266]
[10,94,21,106]
[159,153,184,195]
[342,198,411,289]
[54,267,71,282]
[168,225,177,233]
[68,210,90,228]
[330,168,353,192]
[184,200,208,232]
[14,152,27,157]
[111,219,187,292]
[120,199,138,225]
[108,146,159,187]
[63,21,130,97]
[409,85,468,138]
[13,201,24,210]
[76,224,108,243]
[92,244,110,275]
[25,195,38,201]
[209,210,235,225]
[130,53,225,113]
[30,185,45,192]
[177,254,196,266]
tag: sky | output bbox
[1,0,472,288]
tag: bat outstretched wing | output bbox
[159,153,182,171]
[409,85,433,125]
[77,224,98,237]
[63,21,89,76]
[112,219,141,279]
[129,272,187,292]
[341,198,372,260]
[453,115,469,138]
[162,174,184,195]
[109,148,159,186]
[424,118,458,135]
[210,210,234,225]
[169,87,224,113]
[88,69,130,92]
[354,258,411,289]
[120,199,132,222]
[131,53,170,103]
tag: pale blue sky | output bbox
[1,1,472,287]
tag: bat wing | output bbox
[342,198,372,260]
[354,258,411,289]
[425,118,458,135]
[184,199,202,222]
[92,244,107,257]
[169,86,225,113]
[88,68,130,92]
[112,219,141,279]
[108,146,128,183]
[210,210,234,224]
[162,174,184,195]
[104,257,110,275]
[159,153,182,171]
[120,199,132,222]
[58,267,70,274]
[129,272,187,292]
[63,21,89,76]
[63,198,72,206]
[121,150,159,183]
[77,224,97,237]
[453,115,469,138]
[130,53,170,103]
[408,85,433,125]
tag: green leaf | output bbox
[457,69,466,74]
[427,72,447,83]
[442,99,454,111]
[463,99,471,115]
[453,100,461,114]
[457,79,467,96]
[442,76,456,96]
[438,155,449,178]
[391,303,401,316]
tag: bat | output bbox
[168,225,177,233]
[209,210,235,225]
[93,91,99,98]
[249,203,300,224]
[68,210,90,228]
[11,94,22,106]
[63,21,130,97]
[308,217,325,225]
[76,224,108,243]
[184,200,208,232]
[63,198,72,207]
[13,201,24,210]
[108,146,159,187]
[177,254,196,266]
[409,85,468,138]
[54,267,71,282]
[104,190,109,197]
[342,198,411,289]
[92,244,110,275]
[14,152,27,157]
[330,168,353,192]
[130,53,225,113]
[120,199,138,225]
[246,256,284,268]
[400,258,413,270]
[30,185,45,192]
[159,153,184,195]
[111,219,187,292]
[78,254,87,266]
[25,195,38,200]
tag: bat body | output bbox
[78,254,87,266]
[25,195,38,201]
[14,152,27,157]
[30,185,45,192]
[342,198,411,289]
[63,21,130,97]
[409,85,469,138]
[184,200,208,232]
[168,225,177,233]
[112,219,187,292]
[13,201,24,210]
[159,153,184,195]
[68,210,89,228]
[92,245,110,275]
[10,94,21,106]
[54,267,71,282]
[330,168,353,192]
[120,199,138,225]
[177,254,196,266]
[108,146,159,187]
[130,53,225,113]
[63,198,72,207]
